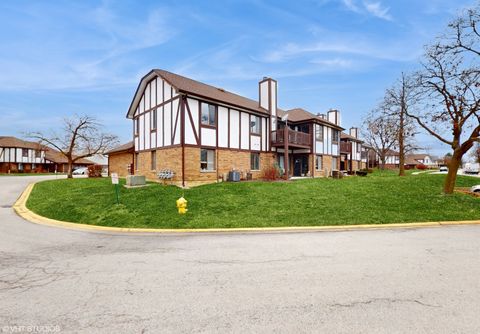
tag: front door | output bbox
[293,155,309,176]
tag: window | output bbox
[332,157,338,170]
[151,109,157,130]
[134,119,139,136]
[332,130,339,142]
[22,149,28,157]
[151,151,156,170]
[315,126,323,141]
[32,163,36,169]
[357,143,361,153]
[201,103,216,127]
[200,149,215,171]
[18,163,23,171]
[135,153,139,170]
[316,155,323,170]
[250,153,260,170]
[35,150,41,158]
[250,116,261,134]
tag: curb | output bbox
[12,181,480,235]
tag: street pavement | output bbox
[1,175,480,333]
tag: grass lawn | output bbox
[26,172,480,229]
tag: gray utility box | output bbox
[126,175,146,186]
[228,171,240,182]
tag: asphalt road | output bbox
[1,176,480,333]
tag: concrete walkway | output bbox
[1,176,480,333]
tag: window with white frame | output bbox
[135,153,139,170]
[200,148,215,171]
[35,150,41,158]
[250,115,261,134]
[316,155,323,170]
[315,126,323,141]
[22,149,28,157]
[332,130,339,142]
[201,103,216,127]
[250,153,260,170]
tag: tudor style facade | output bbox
[126,69,355,186]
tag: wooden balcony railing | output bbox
[340,142,351,154]
[271,128,311,147]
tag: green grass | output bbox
[26,172,480,229]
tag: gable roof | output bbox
[340,132,363,142]
[106,141,134,155]
[279,108,344,130]
[127,69,270,118]
[44,149,94,165]
[0,136,45,150]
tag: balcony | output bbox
[340,142,351,154]
[271,128,311,148]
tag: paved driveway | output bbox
[1,176,480,333]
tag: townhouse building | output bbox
[125,69,365,186]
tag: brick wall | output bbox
[108,151,133,177]
[135,147,275,187]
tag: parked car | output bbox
[439,166,448,172]
[464,163,480,175]
[471,185,480,193]
[72,167,88,175]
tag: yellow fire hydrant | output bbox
[176,196,188,214]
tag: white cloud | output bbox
[341,0,393,21]
[363,1,393,21]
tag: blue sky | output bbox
[0,0,476,156]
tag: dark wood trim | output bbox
[170,97,173,146]
[200,124,216,130]
[135,144,182,153]
[185,99,199,144]
[184,143,261,152]
[181,95,186,187]
[215,104,219,149]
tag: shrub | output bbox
[262,164,281,181]
[416,163,427,170]
[88,165,103,178]
[404,165,412,170]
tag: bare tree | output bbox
[470,142,480,163]
[361,106,399,170]
[408,6,480,194]
[385,72,420,176]
[28,115,118,178]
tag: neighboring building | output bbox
[384,149,400,168]
[340,128,365,173]
[44,149,94,173]
[405,154,436,168]
[126,69,347,186]
[0,136,49,173]
[106,141,134,177]
[0,136,94,173]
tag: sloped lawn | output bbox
[26,172,480,229]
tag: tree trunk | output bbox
[380,157,386,170]
[67,159,73,179]
[443,151,462,194]
[398,100,405,176]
